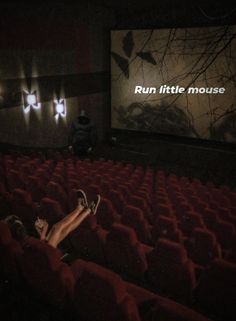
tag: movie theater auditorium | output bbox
[0,1,235,321]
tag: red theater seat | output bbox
[194,259,236,321]
[108,189,126,215]
[152,216,183,244]
[153,204,174,220]
[214,219,235,250]
[20,163,34,183]
[46,181,69,213]
[39,197,65,228]
[12,188,38,230]
[179,211,205,237]
[105,223,148,279]
[151,296,214,321]
[0,222,23,282]
[35,168,51,185]
[129,195,152,222]
[26,175,46,203]
[202,209,219,230]
[96,197,120,229]
[147,238,196,302]
[122,205,151,244]
[185,227,221,266]
[19,237,75,306]
[7,169,25,191]
[226,243,236,263]
[51,173,65,186]
[0,190,12,218]
[70,216,107,265]
[71,259,141,321]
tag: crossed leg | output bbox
[46,205,91,248]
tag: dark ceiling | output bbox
[0,0,235,27]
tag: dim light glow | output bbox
[56,103,64,114]
[26,94,37,105]
[54,99,66,120]
[23,90,40,113]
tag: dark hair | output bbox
[4,215,28,244]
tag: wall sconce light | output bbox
[23,90,40,113]
[54,99,66,119]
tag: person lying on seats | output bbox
[4,190,100,249]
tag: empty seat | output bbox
[0,190,12,218]
[152,216,183,244]
[71,259,141,321]
[0,222,23,282]
[105,223,148,279]
[174,202,193,220]
[46,181,69,212]
[226,243,236,263]
[7,169,25,191]
[185,228,221,266]
[96,197,120,229]
[108,189,126,215]
[51,173,65,186]
[147,238,196,302]
[19,237,75,306]
[214,219,235,250]
[87,184,102,201]
[179,211,205,237]
[194,259,236,321]
[129,196,152,222]
[12,188,38,230]
[153,204,174,220]
[122,205,151,244]
[35,168,51,185]
[39,197,65,228]
[70,215,107,265]
[151,296,214,321]
[202,209,219,230]
[26,175,46,203]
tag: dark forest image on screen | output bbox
[111,26,236,143]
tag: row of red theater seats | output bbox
[69,214,236,311]
[80,177,236,253]
[0,180,235,318]
[1,183,235,271]
[153,174,236,255]
[0,154,236,318]
[1,156,235,265]
[1,156,236,267]
[155,171,236,218]
[67,167,236,267]
[0,155,151,203]
[0,221,217,321]
[1,183,232,317]
[87,200,236,266]
[1,154,235,250]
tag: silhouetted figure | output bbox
[69,110,97,156]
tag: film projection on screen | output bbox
[111,26,236,143]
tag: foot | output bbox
[89,194,101,215]
[77,189,89,208]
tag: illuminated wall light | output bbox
[54,99,66,120]
[23,90,41,113]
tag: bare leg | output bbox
[47,207,91,248]
[54,204,85,228]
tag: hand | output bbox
[35,218,49,240]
